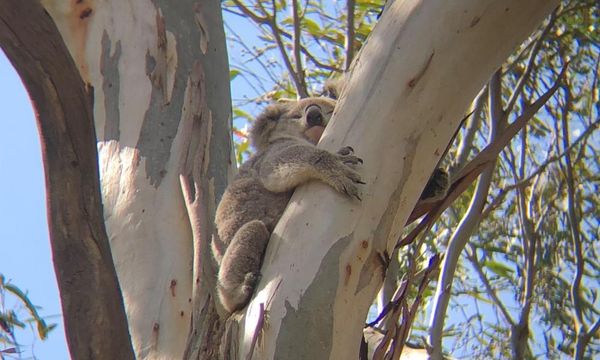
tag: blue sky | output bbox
[0,51,68,359]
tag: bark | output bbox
[0,2,134,359]
[237,0,558,358]
[26,0,231,358]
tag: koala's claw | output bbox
[337,146,363,168]
[338,146,354,155]
[342,156,363,167]
[341,184,362,201]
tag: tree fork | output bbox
[238,0,559,358]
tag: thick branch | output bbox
[240,1,559,358]
[0,2,134,359]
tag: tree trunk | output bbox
[2,0,560,358]
[237,0,557,359]
[0,2,134,358]
[14,0,232,358]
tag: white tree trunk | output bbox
[39,1,231,359]
[240,0,557,358]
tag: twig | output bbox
[345,0,356,70]
[401,63,568,245]
[504,10,557,116]
[270,0,308,97]
[393,255,441,359]
[465,247,515,326]
[291,0,308,96]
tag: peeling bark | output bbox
[4,0,231,358]
[0,2,134,359]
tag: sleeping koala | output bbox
[212,92,449,315]
[211,96,365,314]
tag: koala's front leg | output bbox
[322,146,365,200]
[259,144,365,200]
[217,220,270,314]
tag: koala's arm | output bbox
[257,142,364,199]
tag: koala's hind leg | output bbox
[217,220,270,314]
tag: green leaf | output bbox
[230,69,241,81]
[302,18,322,36]
[483,261,514,279]
[233,108,253,121]
[3,281,53,340]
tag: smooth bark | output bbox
[35,0,231,358]
[239,1,558,358]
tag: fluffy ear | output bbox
[250,103,287,151]
[322,75,347,100]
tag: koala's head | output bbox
[250,97,337,151]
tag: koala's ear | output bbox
[249,103,286,151]
[322,75,346,100]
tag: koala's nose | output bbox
[306,105,323,127]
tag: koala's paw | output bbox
[420,168,450,202]
[242,272,261,292]
[328,146,365,200]
[218,271,261,314]
[337,146,363,168]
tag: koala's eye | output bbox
[288,111,303,119]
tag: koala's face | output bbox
[287,97,336,144]
[250,97,336,151]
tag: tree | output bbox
[1,0,589,359]
[226,0,599,358]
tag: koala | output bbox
[212,88,450,315]
[212,96,365,314]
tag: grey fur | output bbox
[212,96,364,314]
[212,89,449,315]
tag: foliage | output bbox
[0,275,56,357]
[224,0,599,358]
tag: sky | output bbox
[0,11,260,360]
[0,51,68,359]
[2,5,584,359]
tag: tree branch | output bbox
[558,83,590,360]
[504,10,557,116]
[291,0,308,96]
[404,62,567,229]
[270,0,308,97]
[466,247,516,327]
[428,70,504,359]
[0,2,134,358]
[345,0,356,70]
[452,87,487,172]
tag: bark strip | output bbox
[0,2,135,359]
